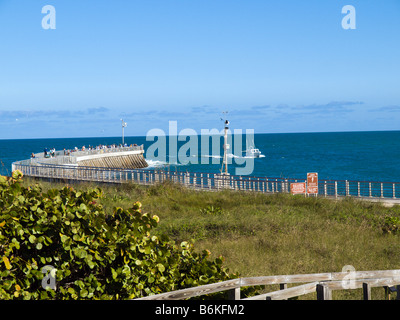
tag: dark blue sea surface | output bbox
[1,131,400,182]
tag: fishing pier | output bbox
[18,145,148,169]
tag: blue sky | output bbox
[0,0,399,139]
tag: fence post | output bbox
[227,288,241,300]
[280,283,288,300]
[357,182,360,197]
[363,283,371,300]
[316,284,332,300]
[397,285,400,300]
[345,180,349,197]
[324,181,327,197]
[393,184,396,199]
[381,183,384,198]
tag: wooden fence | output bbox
[135,269,400,300]
[11,162,400,202]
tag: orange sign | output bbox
[307,172,318,194]
[291,182,306,195]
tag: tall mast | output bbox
[221,112,230,175]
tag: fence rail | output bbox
[135,269,400,300]
[11,162,400,202]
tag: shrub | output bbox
[0,171,236,299]
[382,216,400,234]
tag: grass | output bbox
[22,177,400,299]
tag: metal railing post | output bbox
[335,181,338,198]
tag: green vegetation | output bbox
[3,174,400,300]
[0,172,237,300]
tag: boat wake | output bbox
[145,153,265,168]
[243,154,266,159]
[145,159,169,168]
[145,158,190,168]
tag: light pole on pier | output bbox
[121,119,127,145]
[220,112,230,175]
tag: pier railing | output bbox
[11,162,400,201]
[33,145,144,160]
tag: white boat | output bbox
[245,146,261,158]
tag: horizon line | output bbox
[1,129,400,141]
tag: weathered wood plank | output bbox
[240,270,400,287]
[244,282,319,301]
[136,279,241,300]
[323,277,400,291]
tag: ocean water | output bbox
[1,131,400,183]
